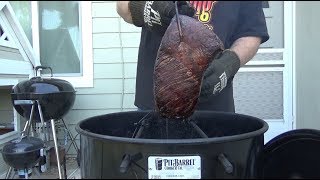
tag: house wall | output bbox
[295,2,320,129]
[63,1,141,156]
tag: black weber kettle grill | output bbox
[3,66,78,179]
[1,136,44,179]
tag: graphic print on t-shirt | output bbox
[189,1,217,30]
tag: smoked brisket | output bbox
[153,15,224,119]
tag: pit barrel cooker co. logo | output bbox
[155,157,196,170]
[189,1,218,30]
[148,156,201,179]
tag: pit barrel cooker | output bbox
[76,111,320,179]
[2,66,78,179]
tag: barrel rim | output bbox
[75,111,269,145]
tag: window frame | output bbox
[31,1,93,88]
[235,1,294,142]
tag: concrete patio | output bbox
[0,157,80,179]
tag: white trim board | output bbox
[291,1,297,130]
[238,1,295,142]
[0,59,33,75]
[283,1,294,132]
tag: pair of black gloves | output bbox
[129,1,241,101]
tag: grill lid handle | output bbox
[35,66,53,77]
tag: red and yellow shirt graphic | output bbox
[189,1,217,30]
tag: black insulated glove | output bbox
[199,50,241,102]
[129,1,195,36]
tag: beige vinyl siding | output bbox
[0,46,24,61]
[0,88,14,124]
[65,1,141,156]
[295,2,320,129]
[123,48,139,62]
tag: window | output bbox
[10,1,93,87]
[261,1,284,49]
[8,1,33,45]
[38,1,81,75]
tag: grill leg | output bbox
[61,118,79,151]
[22,103,36,137]
[5,167,13,179]
[9,169,15,179]
[36,100,46,141]
[51,119,63,179]
[24,169,28,179]
[63,155,67,179]
[32,166,41,177]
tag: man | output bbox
[117,1,269,112]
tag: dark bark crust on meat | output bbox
[154,15,224,119]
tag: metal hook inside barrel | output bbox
[175,1,183,38]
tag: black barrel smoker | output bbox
[76,111,266,179]
[76,111,320,179]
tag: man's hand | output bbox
[199,50,241,102]
[129,1,195,36]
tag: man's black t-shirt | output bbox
[134,1,269,112]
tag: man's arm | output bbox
[116,1,195,36]
[199,36,263,100]
[230,36,261,66]
[116,1,133,24]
